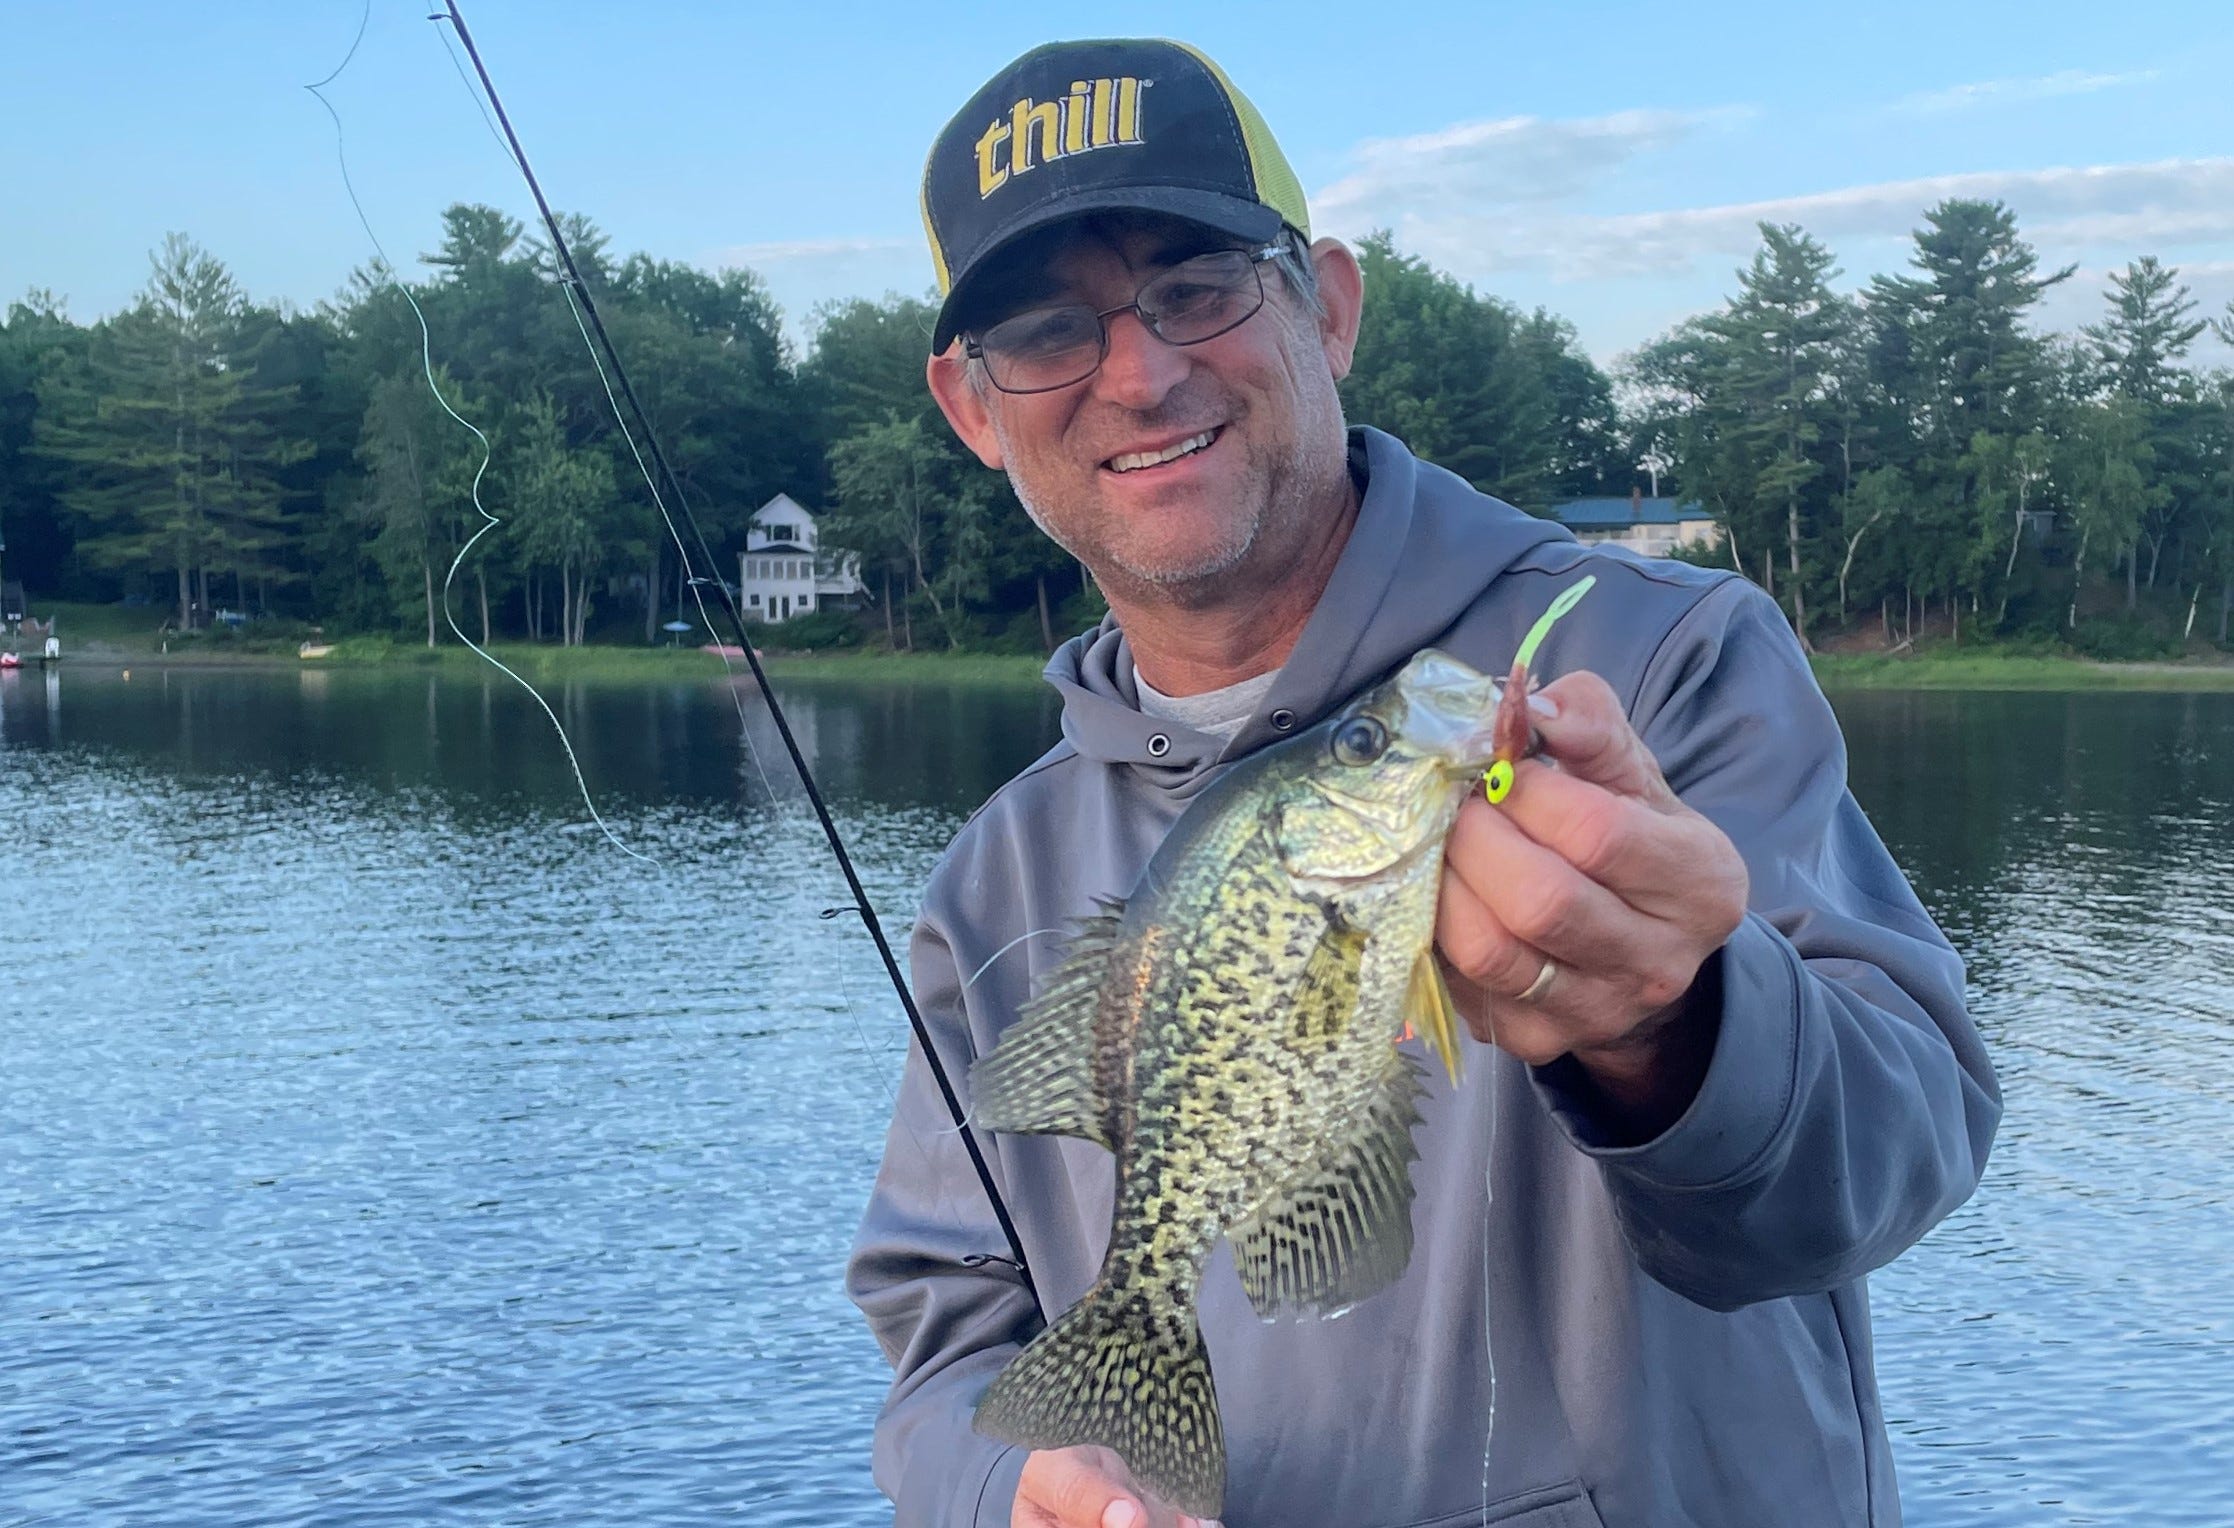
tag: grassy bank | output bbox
[43,604,1050,685]
[293,639,1048,685]
[36,602,2234,691]
[1809,650,2234,691]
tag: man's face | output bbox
[928,214,1360,603]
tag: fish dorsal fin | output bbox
[1228,1046,1426,1318]
[968,898,1128,1149]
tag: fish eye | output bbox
[1331,716,1390,767]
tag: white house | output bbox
[736,493,864,622]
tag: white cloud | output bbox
[707,236,916,270]
[1313,106,1754,225]
[1888,69,2159,116]
[1353,157,2234,283]
[702,236,931,351]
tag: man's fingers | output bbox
[1492,761,1731,922]
[1528,671,1679,809]
[1015,1447,1143,1528]
[1014,1447,1215,1528]
[1442,795,1661,971]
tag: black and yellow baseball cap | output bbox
[921,38,1311,354]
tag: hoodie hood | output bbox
[1044,426,1572,798]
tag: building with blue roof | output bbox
[1546,490,1721,558]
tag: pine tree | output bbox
[34,236,311,628]
[2088,257,2208,404]
[1708,224,1854,646]
[1869,200,2071,451]
[2086,259,2210,605]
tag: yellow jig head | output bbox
[1483,574,1597,805]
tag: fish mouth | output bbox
[1394,650,1507,767]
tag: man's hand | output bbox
[1013,1446,1221,1528]
[1436,670,1748,1138]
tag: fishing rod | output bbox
[433,0,1043,1322]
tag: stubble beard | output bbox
[1014,477,1268,598]
[995,397,1289,606]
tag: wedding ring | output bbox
[1516,956,1558,1005]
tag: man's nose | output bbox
[1089,307,1188,410]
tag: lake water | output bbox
[2,663,2229,1527]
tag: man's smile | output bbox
[1101,425,1225,476]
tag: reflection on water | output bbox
[1837,691,2234,1525]
[0,664,1061,817]
[2,669,2229,1525]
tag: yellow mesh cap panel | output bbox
[1168,41,1310,238]
[920,160,953,295]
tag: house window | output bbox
[748,593,760,606]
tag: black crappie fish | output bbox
[968,648,1533,1518]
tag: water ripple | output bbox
[2,674,2229,1525]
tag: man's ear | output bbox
[927,346,1006,470]
[1309,237,1365,384]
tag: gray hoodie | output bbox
[847,428,2000,1528]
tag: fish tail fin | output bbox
[975,1288,1224,1519]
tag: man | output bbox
[849,38,1999,1528]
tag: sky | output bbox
[6,0,2232,368]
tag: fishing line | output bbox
[424,10,923,1137]
[1479,1032,1500,1528]
[963,927,1068,993]
[1475,577,1592,1523]
[429,11,768,799]
[304,0,651,867]
[425,0,1043,1316]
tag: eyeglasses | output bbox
[963,244,1284,395]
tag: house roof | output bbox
[753,492,816,523]
[1548,496,1707,531]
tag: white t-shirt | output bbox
[1132,665,1282,744]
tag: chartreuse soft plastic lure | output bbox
[1482,574,1597,804]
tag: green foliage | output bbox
[2088,257,2208,404]
[1630,223,1855,641]
[1631,198,2234,655]
[3,208,2232,664]
[758,608,864,650]
[31,236,314,628]
[1865,200,2070,452]
[1340,233,1624,505]
[2068,612,2182,661]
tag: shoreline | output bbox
[34,638,2234,692]
[53,639,1054,686]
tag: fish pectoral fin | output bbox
[969,902,1127,1148]
[975,1289,1226,1520]
[1406,949,1464,1086]
[1230,1050,1425,1320]
[1291,914,1368,1045]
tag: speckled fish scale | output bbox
[967,649,1514,1519]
